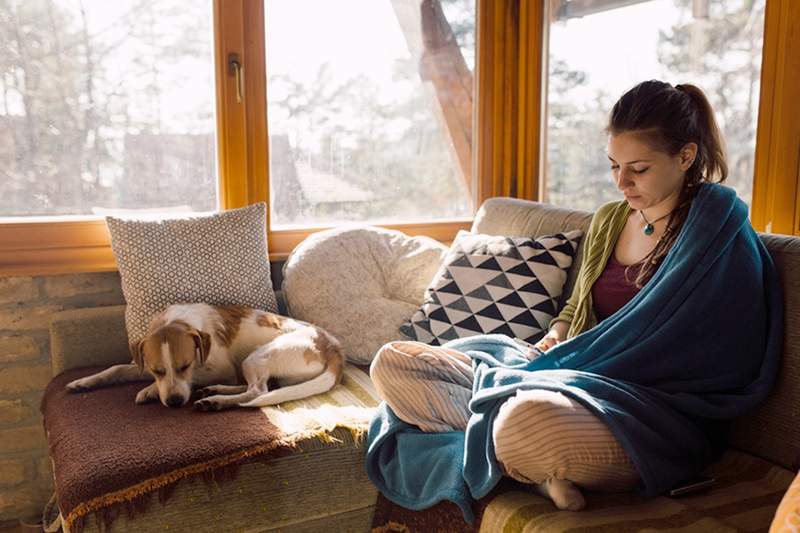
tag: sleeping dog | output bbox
[65,303,344,410]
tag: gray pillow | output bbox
[106,203,278,343]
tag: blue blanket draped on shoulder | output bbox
[365,183,783,523]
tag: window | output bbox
[264,0,476,228]
[543,0,766,212]
[0,0,217,217]
[1,0,797,276]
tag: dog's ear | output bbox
[130,339,146,372]
[192,330,212,366]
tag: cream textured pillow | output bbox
[106,203,278,343]
[282,226,447,365]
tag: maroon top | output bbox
[592,255,643,321]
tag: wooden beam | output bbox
[390,0,473,195]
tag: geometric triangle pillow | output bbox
[400,229,582,346]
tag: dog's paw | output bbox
[193,398,224,412]
[196,386,219,399]
[135,387,158,404]
[66,378,91,392]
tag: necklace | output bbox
[639,209,672,236]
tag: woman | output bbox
[366,80,782,516]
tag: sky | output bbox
[549,0,680,101]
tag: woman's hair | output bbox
[606,80,728,288]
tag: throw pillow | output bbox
[769,473,800,533]
[282,226,448,365]
[106,203,278,343]
[400,230,582,345]
[770,469,800,532]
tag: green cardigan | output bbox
[553,200,633,339]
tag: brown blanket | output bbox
[41,367,289,533]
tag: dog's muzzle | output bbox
[165,394,185,408]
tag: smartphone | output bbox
[667,475,715,496]
[513,338,545,360]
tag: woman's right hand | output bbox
[534,331,561,353]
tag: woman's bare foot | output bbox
[534,477,586,511]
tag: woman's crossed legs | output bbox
[370,341,639,510]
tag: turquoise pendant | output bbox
[643,224,655,236]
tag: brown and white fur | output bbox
[66,303,344,410]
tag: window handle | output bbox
[228,53,243,104]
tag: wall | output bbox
[0,273,124,522]
[0,263,286,523]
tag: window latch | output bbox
[228,53,244,104]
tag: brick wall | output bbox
[0,273,125,522]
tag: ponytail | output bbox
[674,83,728,185]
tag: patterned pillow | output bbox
[400,230,582,345]
[106,203,278,343]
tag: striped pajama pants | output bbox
[369,341,640,492]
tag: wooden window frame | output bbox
[0,0,543,276]
[6,1,793,277]
[751,0,800,235]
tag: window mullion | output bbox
[751,0,800,235]
[214,0,268,212]
[475,0,543,205]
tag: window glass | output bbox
[545,0,765,211]
[0,0,217,217]
[265,0,475,228]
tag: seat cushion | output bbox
[371,450,794,532]
[282,226,447,364]
[42,365,380,533]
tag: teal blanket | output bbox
[366,184,783,522]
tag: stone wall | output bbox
[0,273,125,522]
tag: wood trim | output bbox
[751,0,800,235]
[0,220,115,276]
[516,0,545,201]
[475,0,543,205]
[215,0,269,211]
[0,218,472,276]
[214,0,248,209]
[243,0,270,213]
[752,0,800,234]
[475,1,510,204]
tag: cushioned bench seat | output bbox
[42,363,381,533]
[45,362,795,533]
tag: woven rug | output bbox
[41,364,380,533]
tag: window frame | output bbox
[1,0,795,277]
[2,0,525,276]
[751,0,800,235]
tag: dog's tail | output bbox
[239,368,339,408]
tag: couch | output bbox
[41,197,800,532]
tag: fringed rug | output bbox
[41,364,380,533]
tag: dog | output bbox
[66,303,344,410]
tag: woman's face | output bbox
[607,131,695,212]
